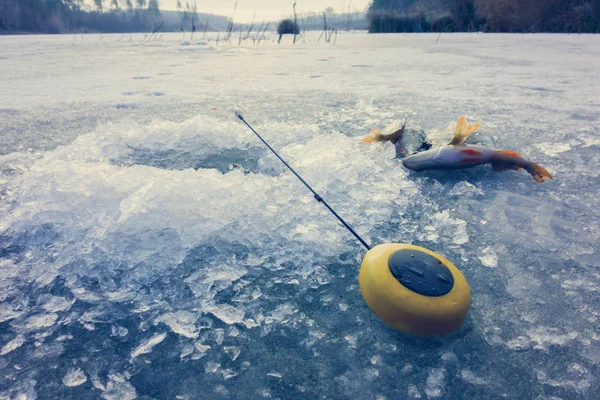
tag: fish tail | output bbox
[491,151,552,182]
[529,163,553,183]
[361,128,381,143]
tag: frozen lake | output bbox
[0,32,599,399]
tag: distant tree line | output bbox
[0,0,234,34]
[294,9,369,31]
[368,0,600,33]
[0,0,165,33]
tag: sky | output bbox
[158,1,371,22]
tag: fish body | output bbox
[402,144,497,171]
[401,116,552,182]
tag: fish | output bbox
[401,115,553,182]
[361,120,429,158]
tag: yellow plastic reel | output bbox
[359,243,470,336]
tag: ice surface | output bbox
[461,369,487,385]
[38,295,73,313]
[0,32,599,399]
[425,368,446,398]
[62,368,87,387]
[448,181,484,197]
[205,303,246,325]
[479,246,499,268]
[101,373,137,400]
[1,335,25,356]
[130,332,168,358]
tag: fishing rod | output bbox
[235,110,471,337]
[235,111,371,251]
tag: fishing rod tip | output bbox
[234,110,244,120]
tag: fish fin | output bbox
[496,150,522,157]
[361,128,381,143]
[455,115,467,134]
[449,115,480,145]
[510,166,522,172]
[492,163,505,172]
[467,122,481,135]
[530,163,553,182]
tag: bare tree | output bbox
[225,1,238,41]
[293,2,298,44]
[257,22,270,45]
[94,0,104,13]
[202,19,209,39]
[176,0,184,36]
[190,1,197,40]
[243,11,256,40]
[317,12,328,43]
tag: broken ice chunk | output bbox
[205,304,245,325]
[479,247,498,268]
[156,311,199,339]
[131,332,167,358]
[63,368,88,387]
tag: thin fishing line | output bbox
[236,111,371,251]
